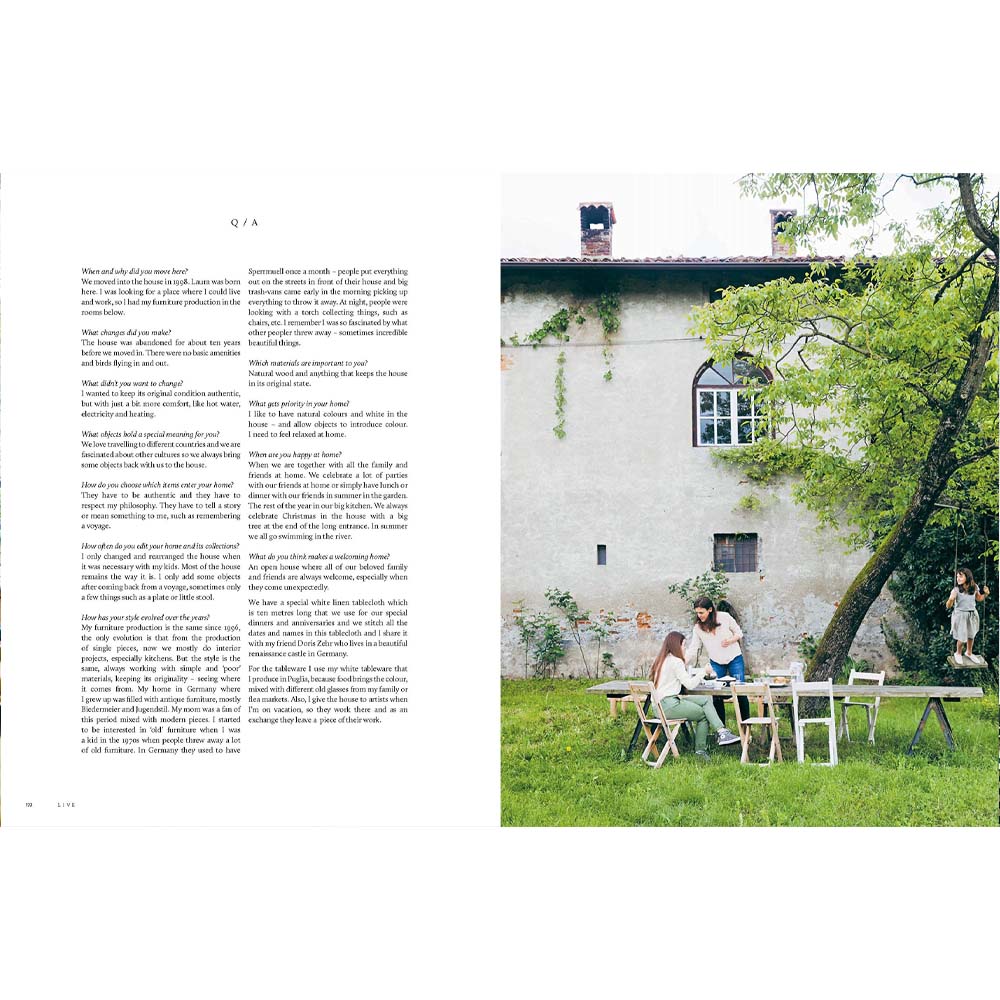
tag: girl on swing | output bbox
[947,567,989,665]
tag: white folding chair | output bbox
[762,663,803,734]
[791,680,838,766]
[731,683,783,765]
[764,662,804,682]
[837,669,885,744]
[627,683,683,768]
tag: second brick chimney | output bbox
[579,202,616,257]
[770,209,797,256]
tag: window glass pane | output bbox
[711,362,733,382]
[733,358,767,383]
[699,419,715,445]
[736,391,751,416]
[714,550,736,573]
[716,420,732,444]
[716,392,731,416]
[696,365,729,386]
[734,537,758,571]
[698,392,715,416]
[737,419,753,444]
[713,536,736,572]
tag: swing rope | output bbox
[952,507,960,578]
[981,514,989,657]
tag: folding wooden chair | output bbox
[837,669,885,744]
[791,680,838,766]
[608,693,637,718]
[730,683,783,765]
[627,682,683,768]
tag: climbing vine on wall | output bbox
[553,350,568,438]
[593,292,620,382]
[506,294,621,438]
[710,437,812,484]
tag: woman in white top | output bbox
[684,596,748,725]
[649,630,740,760]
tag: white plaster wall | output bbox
[500,273,900,677]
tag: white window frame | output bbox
[693,357,771,448]
[696,386,766,447]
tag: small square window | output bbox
[713,533,758,573]
[597,544,607,566]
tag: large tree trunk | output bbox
[810,485,949,680]
[809,270,998,681]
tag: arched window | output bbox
[693,356,772,447]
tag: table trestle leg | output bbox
[906,697,957,755]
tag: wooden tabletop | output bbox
[587,681,985,700]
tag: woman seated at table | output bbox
[650,631,740,760]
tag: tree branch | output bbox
[934,246,988,303]
[977,270,999,327]
[958,173,999,254]
[802,320,872,358]
[899,174,957,187]
[945,443,999,475]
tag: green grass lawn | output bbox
[501,679,999,826]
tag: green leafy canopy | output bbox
[691,173,998,554]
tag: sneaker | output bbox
[969,653,987,665]
[952,653,966,665]
[716,727,741,746]
[694,750,711,762]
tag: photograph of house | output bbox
[499,173,997,827]
[501,193,896,676]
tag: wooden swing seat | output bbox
[947,655,989,670]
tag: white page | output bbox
[1,169,499,826]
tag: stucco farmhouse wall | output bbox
[500,269,899,678]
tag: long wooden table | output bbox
[586,681,986,758]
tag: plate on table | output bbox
[714,675,738,684]
[766,676,790,686]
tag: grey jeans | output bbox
[658,695,725,752]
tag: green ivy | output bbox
[592,292,621,382]
[554,351,567,438]
[507,295,622,438]
[711,437,813,483]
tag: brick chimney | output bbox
[770,209,797,256]
[579,202,616,257]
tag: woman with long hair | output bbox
[685,596,748,724]
[649,630,740,760]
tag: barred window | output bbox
[713,533,758,573]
